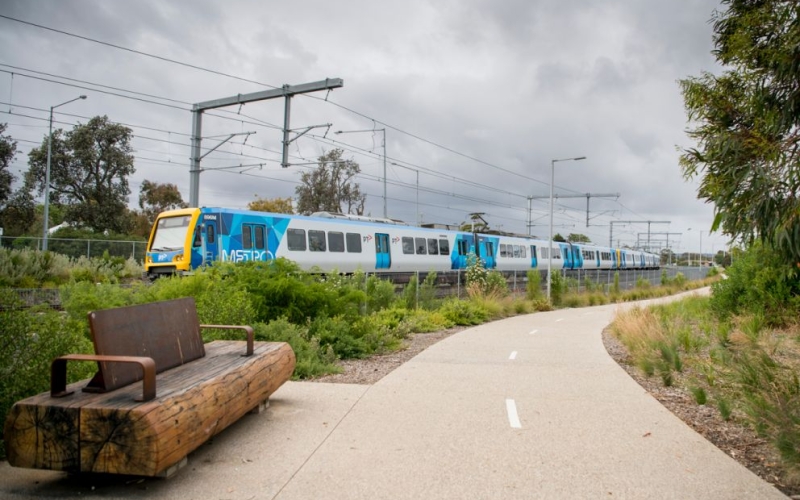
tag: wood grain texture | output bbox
[4,341,295,476]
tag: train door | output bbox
[596,251,601,268]
[375,233,391,269]
[530,245,538,268]
[453,236,470,269]
[573,245,583,269]
[201,214,219,265]
[561,243,574,269]
[242,223,268,261]
[481,239,497,269]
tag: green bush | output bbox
[402,273,419,310]
[710,242,800,325]
[526,270,542,300]
[365,273,396,313]
[419,272,440,309]
[252,319,339,379]
[550,271,566,306]
[0,291,95,458]
[439,297,490,325]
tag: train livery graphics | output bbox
[144,207,660,279]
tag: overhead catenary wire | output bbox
[0,18,630,237]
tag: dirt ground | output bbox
[311,324,799,498]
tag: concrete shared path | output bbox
[1,289,787,499]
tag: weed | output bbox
[691,386,708,405]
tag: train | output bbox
[143,207,661,279]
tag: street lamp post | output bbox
[335,128,387,219]
[547,156,586,301]
[698,230,703,268]
[43,95,87,251]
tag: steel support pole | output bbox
[547,160,554,301]
[281,90,292,169]
[43,106,54,251]
[189,106,203,208]
[43,95,86,249]
[382,129,387,219]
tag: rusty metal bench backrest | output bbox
[85,297,206,393]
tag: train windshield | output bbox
[150,215,191,251]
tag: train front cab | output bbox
[145,208,201,278]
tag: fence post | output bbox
[87,240,90,258]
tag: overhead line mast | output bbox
[189,78,344,207]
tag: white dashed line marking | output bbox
[509,351,517,360]
[555,318,564,323]
[529,329,538,335]
[506,399,522,429]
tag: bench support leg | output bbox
[250,398,270,414]
[157,457,188,479]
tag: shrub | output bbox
[550,271,566,306]
[252,319,339,379]
[365,273,396,313]
[439,297,489,325]
[710,242,800,326]
[419,271,440,309]
[526,270,543,300]
[0,292,95,458]
[402,273,419,309]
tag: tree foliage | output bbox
[680,1,800,266]
[553,233,566,242]
[248,195,294,214]
[25,116,135,234]
[567,233,591,243]
[295,149,365,215]
[138,180,186,221]
[0,124,16,209]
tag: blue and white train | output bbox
[144,207,660,279]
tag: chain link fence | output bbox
[0,236,147,262]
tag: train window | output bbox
[554,247,561,259]
[206,224,216,244]
[346,233,362,253]
[287,229,306,251]
[427,238,439,255]
[513,245,520,258]
[193,227,201,247]
[500,244,507,258]
[530,245,537,258]
[439,239,450,255]
[309,230,326,252]
[521,246,527,258]
[242,225,252,250]
[254,226,265,249]
[328,232,345,252]
[415,237,427,255]
[458,239,469,256]
[402,237,414,254]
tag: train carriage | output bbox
[144,207,660,279]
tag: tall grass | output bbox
[611,296,800,482]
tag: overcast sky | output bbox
[0,0,729,255]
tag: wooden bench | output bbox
[3,297,295,477]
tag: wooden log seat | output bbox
[3,297,295,477]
